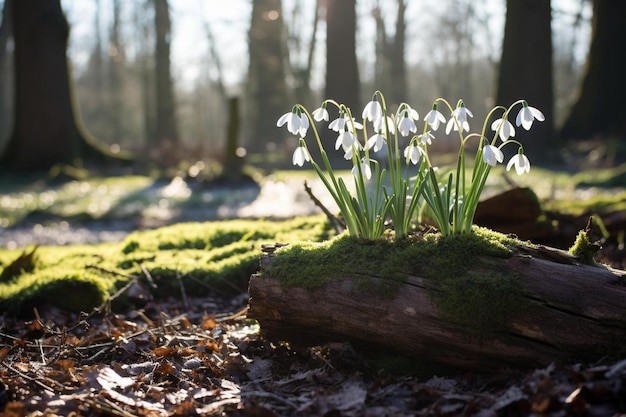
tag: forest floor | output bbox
[1,163,626,416]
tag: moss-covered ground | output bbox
[0,215,331,315]
[266,227,531,334]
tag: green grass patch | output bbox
[0,215,331,315]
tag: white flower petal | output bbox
[312,107,329,122]
[483,145,504,167]
[292,147,309,166]
[529,106,545,122]
[277,112,291,127]
[362,100,382,122]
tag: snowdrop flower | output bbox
[298,112,309,136]
[404,142,424,165]
[516,102,545,131]
[418,131,435,146]
[491,117,516,141]
[373,115,395,135]
[482,145,504,167]
[346,117,363,130]
[445,103,473,134]
[312,106,329,122]
[362,99,382,122]
[367,132,386,152]
[351,158,372,180]
[343,142,362,160]
[398,111,417,137]
[292,145,310,167]
[329,115,346,132]
[342,130,358,151]
[425,105,446,131]
[507,152,531,175]
[277,110,303,136]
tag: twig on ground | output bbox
[303,180,344,234]
[176,272,190,311]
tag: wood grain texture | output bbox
[248,246,626,371]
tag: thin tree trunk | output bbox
[247,0,289,153]
[389,0,407,105]
[154,0,178,145]
[325,0,360,112]
[496,0,555,164]
[323,0,360,160]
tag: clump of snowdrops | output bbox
[277,91,544,239]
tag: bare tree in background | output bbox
[389,0,407,105]
[324,0,360,151]
[496,0,555,163]
[560,0,626,143]
[153,0,179,147]
[78,0,127,147]
[0,0,14,146]
[107,0,125,143]
[247,0,289,153]
[325,0,360,112]
[0,0,117,172]
[372,0,407,106]
[285,0,321,106]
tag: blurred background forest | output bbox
[0,0,624,173]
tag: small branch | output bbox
[303,180,344,234]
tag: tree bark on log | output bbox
[248,244,626,371]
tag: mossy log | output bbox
[248,238,626,371]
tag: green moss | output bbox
[568,229,601,265]
[266,227,529,335]
[0,215,331,315]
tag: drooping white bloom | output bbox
[312,106,329,122]
[362,100,383,122]
[329,116,346,132]
[445,104,473,134]
[482,145,504,167]
[418,131,435,145]
[506,153,531,175]
[292,146,310,166]
[451,104,473,124]
[277,111,302,136]
[515,104,545,131]
[406,106,420,122]
[373,115,395,135]
[341,130,357,151]
[351,157,372,180]
[403,142,424,165]
[491,118,516,141]
[298,113,310,137]
[425,107,446,131]
[398,112,417,137]
[346,117,364,130]
[367,132,386,152]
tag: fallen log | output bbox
[248,230,626,371]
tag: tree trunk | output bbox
[560,0,626,142]
[248,242,626,371]
[323,0,360,163]
[246,0,289,153]
[0,0,113,172]
[389,0,407,105]
[153,0,178,146]
[496,0,555,164]
[0,0,14,148]
[325,0,360,111]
